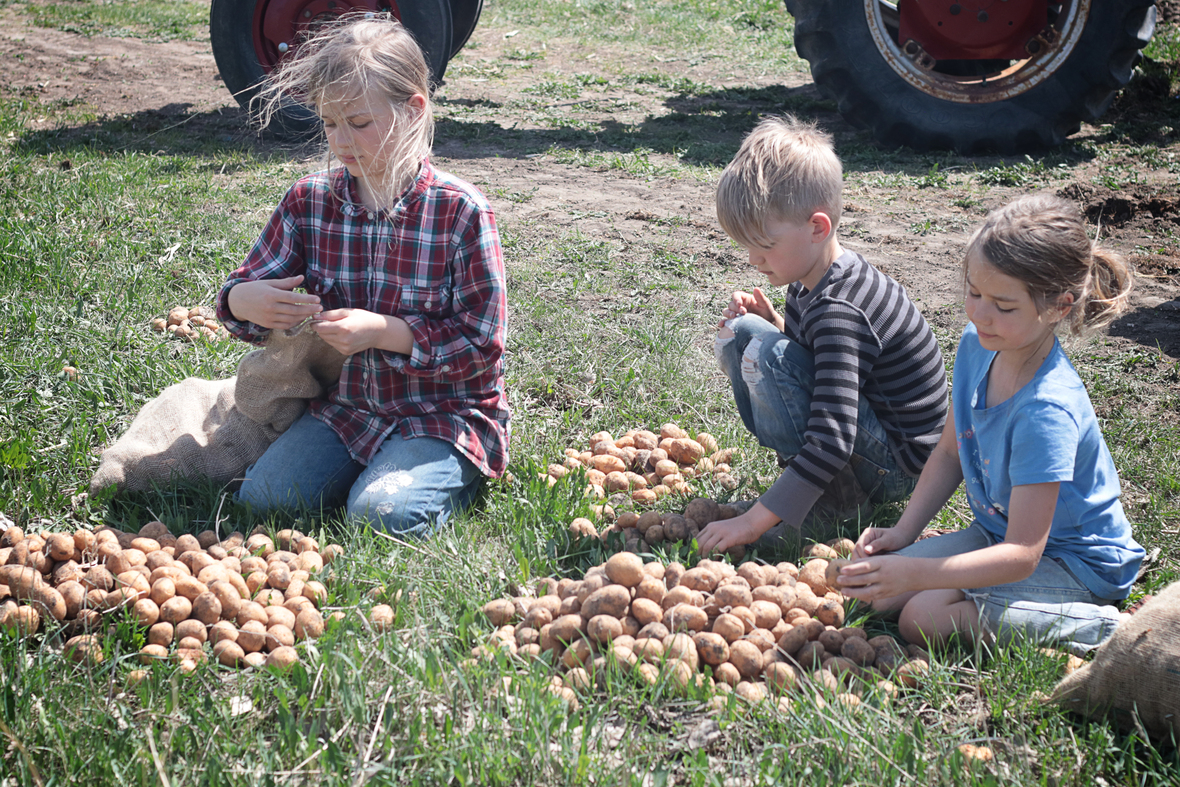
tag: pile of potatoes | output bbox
[0,522,342,675]
[569,495,862,561]
[151,305,230,342]
[544,425,740,506]
[569,496,750,557]
[475,552,931,712]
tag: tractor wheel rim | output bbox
[866,0,1091,104]
[253,0,396,72]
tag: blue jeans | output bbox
[715,314,917,541]
[897,526,1121,655]
[238,412,483,538]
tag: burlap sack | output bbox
[1049,581,1180,738]
[89,327,345,495]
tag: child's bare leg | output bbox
[866,588,923,615]
[899,589,981,646]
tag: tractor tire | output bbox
[448,0,483,59]
[210,0,453,138]
[788,0,1157,153]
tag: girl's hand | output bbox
[717,287,782,330]
[834,555,913,603]
[226,275,321,330]
[310,308,387,356]
[852,526,911,559]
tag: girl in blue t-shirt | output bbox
[836,194,1144,655]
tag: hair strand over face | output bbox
[254,13,435,207]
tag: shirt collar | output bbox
[336,157,434,218]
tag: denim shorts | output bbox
[897,525,1122,655]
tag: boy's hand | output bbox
[717,287,783,331]
[852,526,910,559]
[226,275,321,330]
[696,502,779,555]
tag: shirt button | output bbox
[425,300,432,308]
[441,365,451,372]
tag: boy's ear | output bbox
[809,211,833,243]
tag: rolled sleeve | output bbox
[215,196,307,344]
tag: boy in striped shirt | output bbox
[698,116,948,555]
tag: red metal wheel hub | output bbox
[252,0,401,71]
[897,0,1048,60]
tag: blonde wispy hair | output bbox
[716,115,843,249]
[254,13,435,207]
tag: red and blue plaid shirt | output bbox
[217,160,510,477]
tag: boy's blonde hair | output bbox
[716,115,843,249]
[255,14,435,205]
[966,194,1132,334]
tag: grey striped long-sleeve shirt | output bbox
[759,250,948,526]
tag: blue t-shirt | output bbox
[953,323,1143,600]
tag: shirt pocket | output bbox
[399,284,451,318]
[302,262,335,297]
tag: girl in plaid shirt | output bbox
[216,16,509,537]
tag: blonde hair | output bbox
[255,13,435,206]
[716,115,843,249]
[966,194,1132,334]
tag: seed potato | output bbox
[587,614,623,645]
[370,604,395,632]
[265,646,299,672]
[603,552,644,587]
[482,599,515,626]
[663,632,700,671]
[727,640,763,681]
[693,632,730,666]
[663,603,707,633]
[815,600,845,628]
[581,584,630,619]
[629,597,663,627]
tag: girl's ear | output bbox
[407,93,427,115]
[1051,292,1075,321]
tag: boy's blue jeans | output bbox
[715,313,917,542]
[238,411,483,538]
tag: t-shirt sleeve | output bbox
[1008,402,1079,486]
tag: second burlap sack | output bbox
[89,327,345,495]
[1050,580,1180,738]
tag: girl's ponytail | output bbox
[1078,246,1133,332]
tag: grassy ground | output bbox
[1,0,1179,784]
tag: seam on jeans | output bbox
[740,335,765,387]
[988,598,1114,622]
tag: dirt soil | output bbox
[3,4,1180,363]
